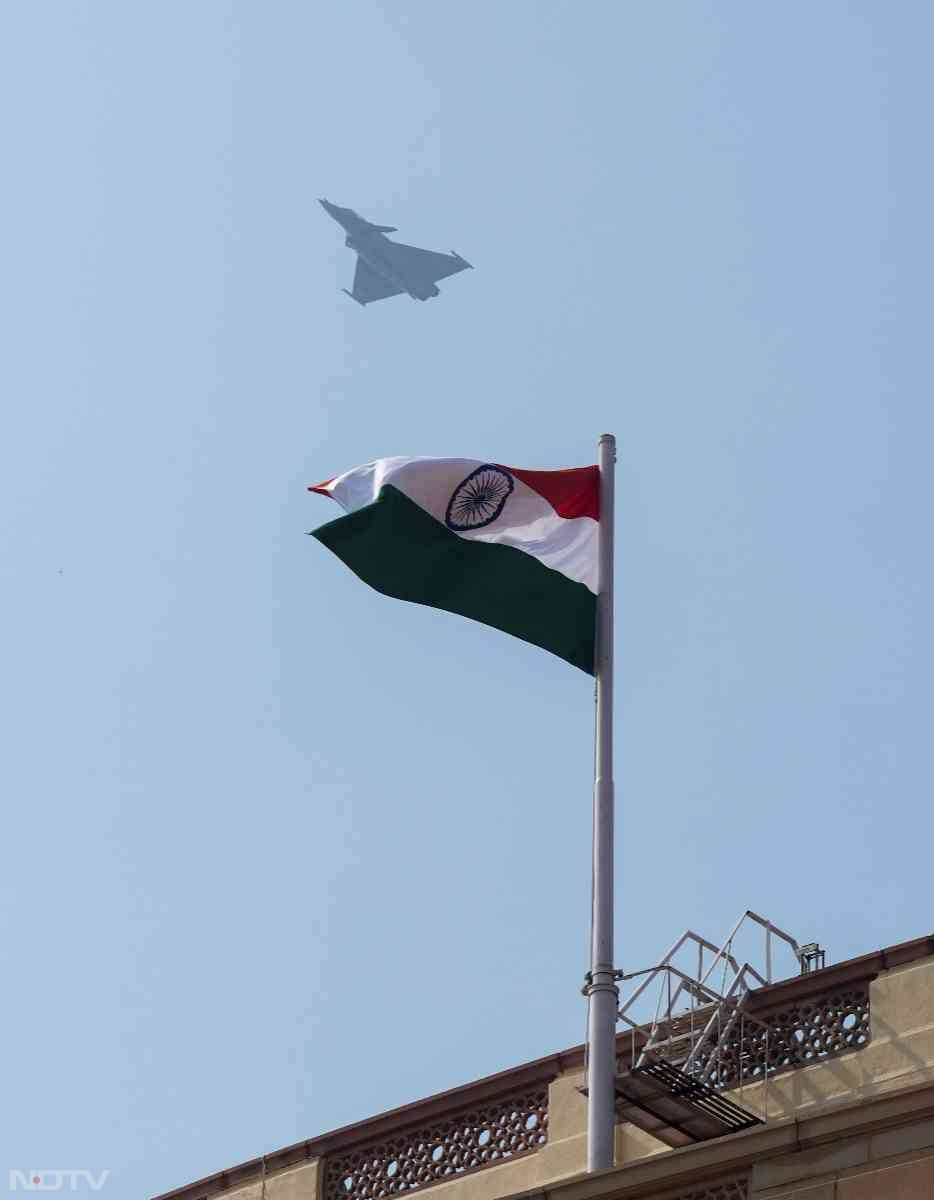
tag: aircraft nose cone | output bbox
[319,198,347,222]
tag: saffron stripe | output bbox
[502,464,600,522]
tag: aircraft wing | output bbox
[383,242,471,285]
[349,257,404,304]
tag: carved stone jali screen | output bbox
[696,983,871,1088]
[666,1179,748,1200]
[324,1085,549,1200]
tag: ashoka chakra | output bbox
[445,465,515,531]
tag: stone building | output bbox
[153,932,934,1200]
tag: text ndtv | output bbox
[9,1171,110,1192]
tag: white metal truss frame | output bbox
[616,911,805,1090]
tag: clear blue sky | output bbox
[2,3,932,1196]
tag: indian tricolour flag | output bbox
[309,457,600,672]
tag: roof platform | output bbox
[614,1058,763,1148]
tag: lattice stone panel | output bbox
[697,983,870,1088]
[324,1085,549,1200]
[668,1179,748,1200]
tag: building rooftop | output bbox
[153,932,934,1200]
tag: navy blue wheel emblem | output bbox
[445,465,515,531]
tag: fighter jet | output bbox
[320,199,472,306]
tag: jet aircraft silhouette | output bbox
[320,199,472,306]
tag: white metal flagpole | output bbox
[586,432,618,1171]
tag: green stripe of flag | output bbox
[313,485,596,673]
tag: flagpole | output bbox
[586,432,617,1172]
